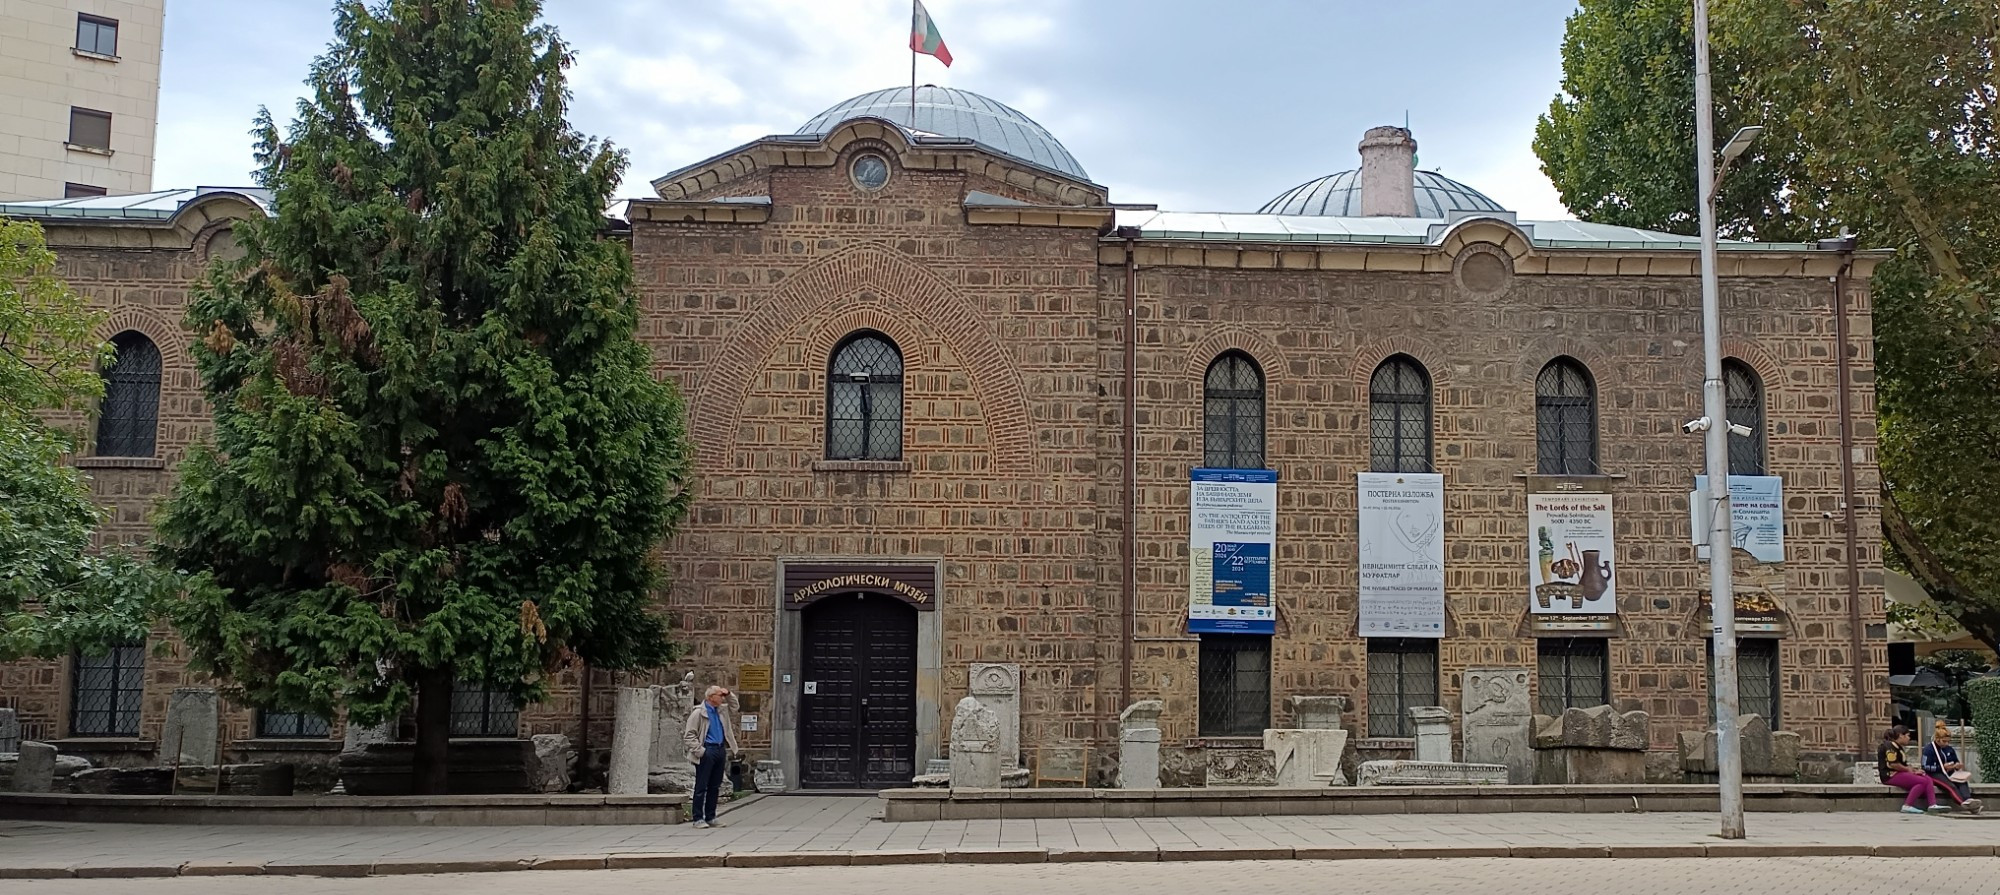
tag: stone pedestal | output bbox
[0,708,18,753]
[1288,696,1350,730]
[968,663,1021,770]
[531,733,573,793]
[1411,706,1453,763]
[1117,700,1164,789]
[754,759,786,793]
[12,742,56,793]
[608,686,656,795]
[342,720,396,751]
[1266,728,1349,786]
[1462,668,1533,784]
[162,688,220,767]
[1205,748,1277,786]
[1357,759,1508,786]
[1531,705,1651,785]
[948,696,1002,788]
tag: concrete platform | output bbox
[877,784,1896,822]
[0,792,688,826]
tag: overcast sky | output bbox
[156,1,1579,218]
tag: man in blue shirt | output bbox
[682,685,740,828]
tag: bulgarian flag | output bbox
[910,1,953,66]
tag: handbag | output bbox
[1932,742,1972,783]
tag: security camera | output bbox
[1727,422,1753,438]
[1682,417,1712,434]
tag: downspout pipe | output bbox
[1119,225,1141,720]
[1824,236,1867,756]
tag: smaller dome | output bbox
[1259,169,1507,218]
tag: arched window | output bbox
[1535,358,1597,475]
[1369,355,1432,473]
[96,331,161,457]
[1724,360,1765,476]
[826,332,904,461]
[1203,351,1265,469]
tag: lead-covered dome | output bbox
[797,85,1088,181]
[1259,169,1506,217]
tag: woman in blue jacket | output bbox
[1922,721,1982,814]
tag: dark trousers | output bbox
[693,743,727,821]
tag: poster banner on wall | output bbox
[1188,468,1277,635]
[1356,472,1446,637]
[1527,494,1617,616]
[1691,475,1785,563]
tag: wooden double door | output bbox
[799,593,918,788]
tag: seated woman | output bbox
[1922,721,1983,814]
[1879,725,1949,814]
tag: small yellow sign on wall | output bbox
[738,664,773,691]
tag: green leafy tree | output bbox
[0,218,170,660]
[157,0,693,793]
[1536,0,2000,653]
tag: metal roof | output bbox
[1113,209,1833,252]
[0,187,273,222]
[1259,169,1507,217]
[797,85,1089,181]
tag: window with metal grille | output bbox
[826,332,903,460]
[68,107,113,150]
[70,643,144,736]
[1203,351,1264,469]
[76,14,119,56]
[1724,360,1765,476]
[65,182,107,198]
[1535,358,1597,475]
[1366,638,1438,737]
[96,331,161,456]
[1369,355,1432,473]
[1708,639,1781,725]
[450,680,519,737]
[1536,637,1610,715]
[257,710,332,739]
[1197,634,1270,737]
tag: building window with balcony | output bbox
[68,107,114,152]
[825,331,904,461]
[1203,351,1265,469]
[75,14,119,57]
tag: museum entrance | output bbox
[798,592,918,788]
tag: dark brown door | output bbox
[800,593,918,788]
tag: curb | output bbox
[6,842,1997,879]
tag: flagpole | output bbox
[910,1,917,128]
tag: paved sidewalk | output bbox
[2,795,1995,879]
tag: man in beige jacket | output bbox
[682,685,741,828]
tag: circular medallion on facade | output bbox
[850,153,890,191]
[1453,242,1515,298]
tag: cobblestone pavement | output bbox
[9,857,2000,895]
[2,795,1996,878]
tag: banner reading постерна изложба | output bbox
[1357,472,1446,637]
[1188,468,1277,635]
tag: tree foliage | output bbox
[1537,0,2000,653]
[156,0,693,790]
[0,219,168,660]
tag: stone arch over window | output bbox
[1535,357,1597,476]
[1724,358,1766,476]
[1369,354,1432,473]
[1203,350,1265,470]
[826,331,905,461]
[96,330,161,457]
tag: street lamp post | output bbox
[1693,0,1749,840]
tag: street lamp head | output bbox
[1721,126,1764,164]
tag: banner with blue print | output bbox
[1188,468,1277,635]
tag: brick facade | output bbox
[1,121,1887,787]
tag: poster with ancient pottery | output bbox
[1527,494,1615,615]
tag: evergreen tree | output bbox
[158,0,692,792]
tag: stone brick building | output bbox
[0,86,1888,789]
